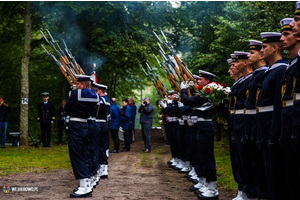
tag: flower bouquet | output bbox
[197,82,231,106]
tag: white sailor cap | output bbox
[198,70,216,80]
[260,32,281,43]
[249,40,262,50]
[295,2,300,16]
[227,59,232,66]
[94,83,107,90]
[76,75,92,82]
[168,90,175,95]
[230,54,236,62]
[234,51,249,60]
[280,18,293,32]
[193,75,200,80]
[42,92,50,97]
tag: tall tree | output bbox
[20,1,31,145]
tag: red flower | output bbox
[198,84,203,90]
[220,83,226,87]
[205,88,211,94]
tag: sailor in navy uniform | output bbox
[181,70,219,199]
[290,1,300,185]
[94,83,110,180]
[160,91,182,169]
[256,32,288,200]
[231,51,253,200]
[279,17,300,200]
[244,40,269,199]
[37,92,55,147]
[227,54,246,200]
[64,75,99,198]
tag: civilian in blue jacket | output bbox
[109,97,121,153]
[138,97,154,153]
[120,98,132,152]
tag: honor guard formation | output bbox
[38,2,300,199]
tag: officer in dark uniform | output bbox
[256,32,288,200]
[64,75,99,198]
[244,40,269,200]
[37,92,55,147]
[181,70,219,199]
[279,17,300,200]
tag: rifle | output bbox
[145,62,169,98]
[153,30,199,93]
[41,44,74,86]
[62,39,85,75]
[153,53,181,94]
[142,68,165,99]
[40,29,77,84]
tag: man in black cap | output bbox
[181,70,219,199]
[37,92,55,147]
[64,75,99,198]
[279,17,300,200]
[256,32,288,200]
[243,41,269,200]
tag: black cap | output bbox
[42,92,50,97]
[198,70,216,80]
[76,75,92,82]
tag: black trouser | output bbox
[129,124,133,144]
[234,129,246,191]
[262,136,289,200]
[89,120,99,175]
[40,123,51,147]
[99,131,108,164]
[68,121,90,179]
[58,120,65,143]
[123,129,130,151]
[170,122,180,158]
[177,124,188,161]
[195,121,216,182]
[110,129,120,152]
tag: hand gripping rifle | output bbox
[145,62,169,98]
[153,53,181,94]
[41,44,74,86]
[62,39,85,75]
[40,29,77,84]
[153,30,199,93]
[142,68,165,99]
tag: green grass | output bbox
[214,137,238,190]
[0,145,71,176]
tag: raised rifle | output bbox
[40,29,77,84]
[153,53,181,94]
[142,68,165,99]
[145,62,169,98]
[62,39,85,75]
[153,30,199,93]
[41,44,74,86]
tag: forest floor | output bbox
[0,130,236,200]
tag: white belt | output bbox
[230,110,234,115]
[96,119,106,122]
[234,109,244,115]
[295,93,300,101]
[69,117,87,123]
[168,117,178,122]
[182,115,188,121]
[257,105,274,113]
[284,99,293,107]
[245,109,256,115]
[197,118,212,122]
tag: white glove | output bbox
[189,81,194,87]
[174,94,179,100]
[167,100,173,104]
[180,81,188,89]
[178,102,184,108]
[164,97,168,101]
[159,101,167,108]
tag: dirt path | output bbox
[0,130,235,200]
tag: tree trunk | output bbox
[20,1,31,145]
